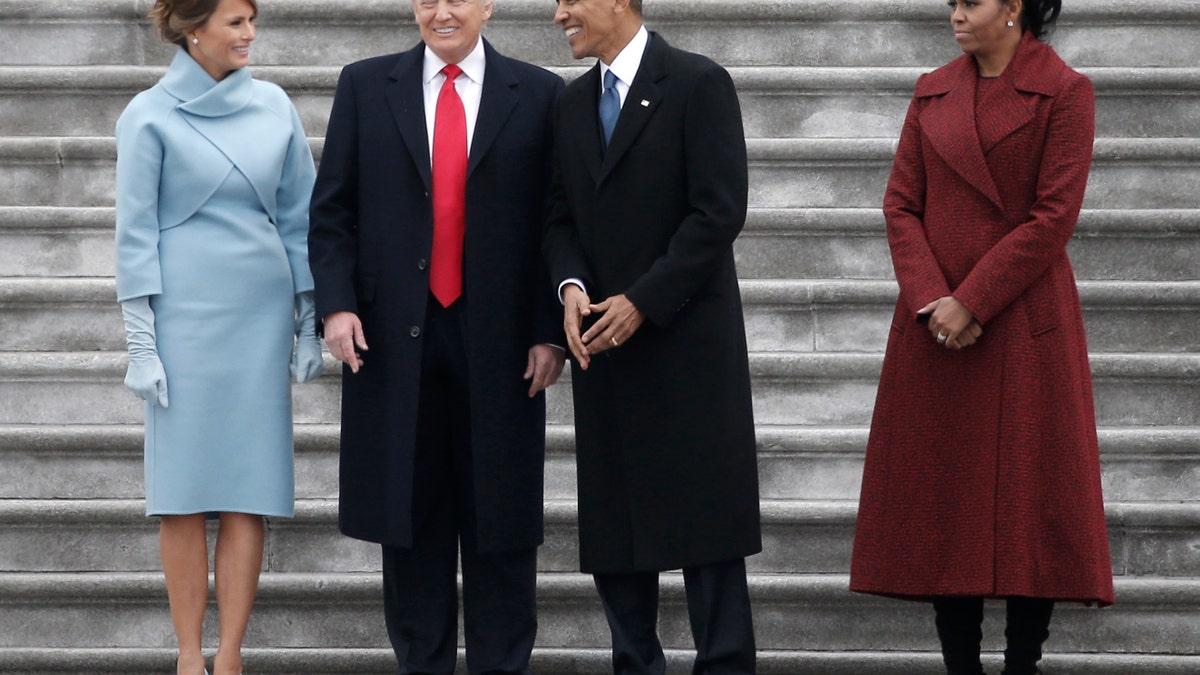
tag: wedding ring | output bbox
[936,332,948,343]
[611,337,619,347]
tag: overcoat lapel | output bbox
[975,79,1034,155]
[982,31,1066,153]
[564,64,604,184]
[918,57,1005,211]
[597,34,666,186]
[469,40,518,177]
[384,45,433,190]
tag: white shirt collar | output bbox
[600,24,648,90]
[423,37,487,85]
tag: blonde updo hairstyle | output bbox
[149,0,258,48]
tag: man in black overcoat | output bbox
[543,0,763,672]
[308,0,564,671]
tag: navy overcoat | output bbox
[309,39,563,552]
[543,34,762,573]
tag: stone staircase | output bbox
[0,0,1197,672]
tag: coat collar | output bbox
[383,38,519,191]
[915,32,1067,211]
[915,31,1066,98]
[160,48,254,118]
[156,48,286,223]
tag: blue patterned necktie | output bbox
[599,69,620,150]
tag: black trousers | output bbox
[381,299,538,675]
[593,558,756,675]
[933,596,1055,675]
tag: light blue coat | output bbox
[115,49,314,517]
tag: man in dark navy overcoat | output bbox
[543,0,762,672]
[308,0,564,671]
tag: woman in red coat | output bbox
[850,1,1114,673]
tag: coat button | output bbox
[417,258,427,270]
[409,326,421,338]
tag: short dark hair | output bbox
[148,0,259,47]
[1004,0,1062,41]
[629,0,642,15]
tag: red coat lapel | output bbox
[918,54,1004,210]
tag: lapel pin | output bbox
[640,99,650,107]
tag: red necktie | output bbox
[430,64,467,307]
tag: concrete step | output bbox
[3,0,1198,68]
[0,423,340,501]
[747,352,1199,427]
[3,278,1196,353]
[3,424,1196,505]
[0,351,1195,427]
[5,66,1198,139]
[738,280,1200,355]
[0,351,346,426]
[745,138,1200,211]
[5,206,1196,283]
[0,572,1195,654]
[2,498,1196,579]
[0,207,113,278]
[736,208,1200,282]
[0,647,1197,675]
[3,136,1197,209]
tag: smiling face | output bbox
[948,0,1022,58]
[554,0,638,64]
[413,0,493,65]
[187,0,257,81]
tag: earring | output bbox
[1007,20,1014,27]
[192,37,199,44]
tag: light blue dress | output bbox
[114,49,315,517]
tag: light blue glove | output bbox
[120,296,169,408]
[291,291,323,383]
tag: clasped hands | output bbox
[562,284,644,370]
[918,296,983,350]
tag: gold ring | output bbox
[611,337,619,347]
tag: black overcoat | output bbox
[543,33,762,573]
[309,39,563,552]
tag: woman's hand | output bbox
[918,296,981,350]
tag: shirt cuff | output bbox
[557,278,587,304]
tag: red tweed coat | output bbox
[849,32,1114,606]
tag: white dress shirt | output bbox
[422,39,486,155]
[599,25,648,110]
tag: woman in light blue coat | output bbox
[114,1,320,673]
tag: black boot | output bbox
[1001,596,1054,675]
[933,597,986,675]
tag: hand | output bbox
[125,354,169,408]
[562,284,593,370]
[524,344,566,397]
[292,334,324,382]
[947,321,984,350]
[119,296,168,407]
[581,294,644,356]
[918,296,979,350]
[323,311,367,373]
[291,292,324,383]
